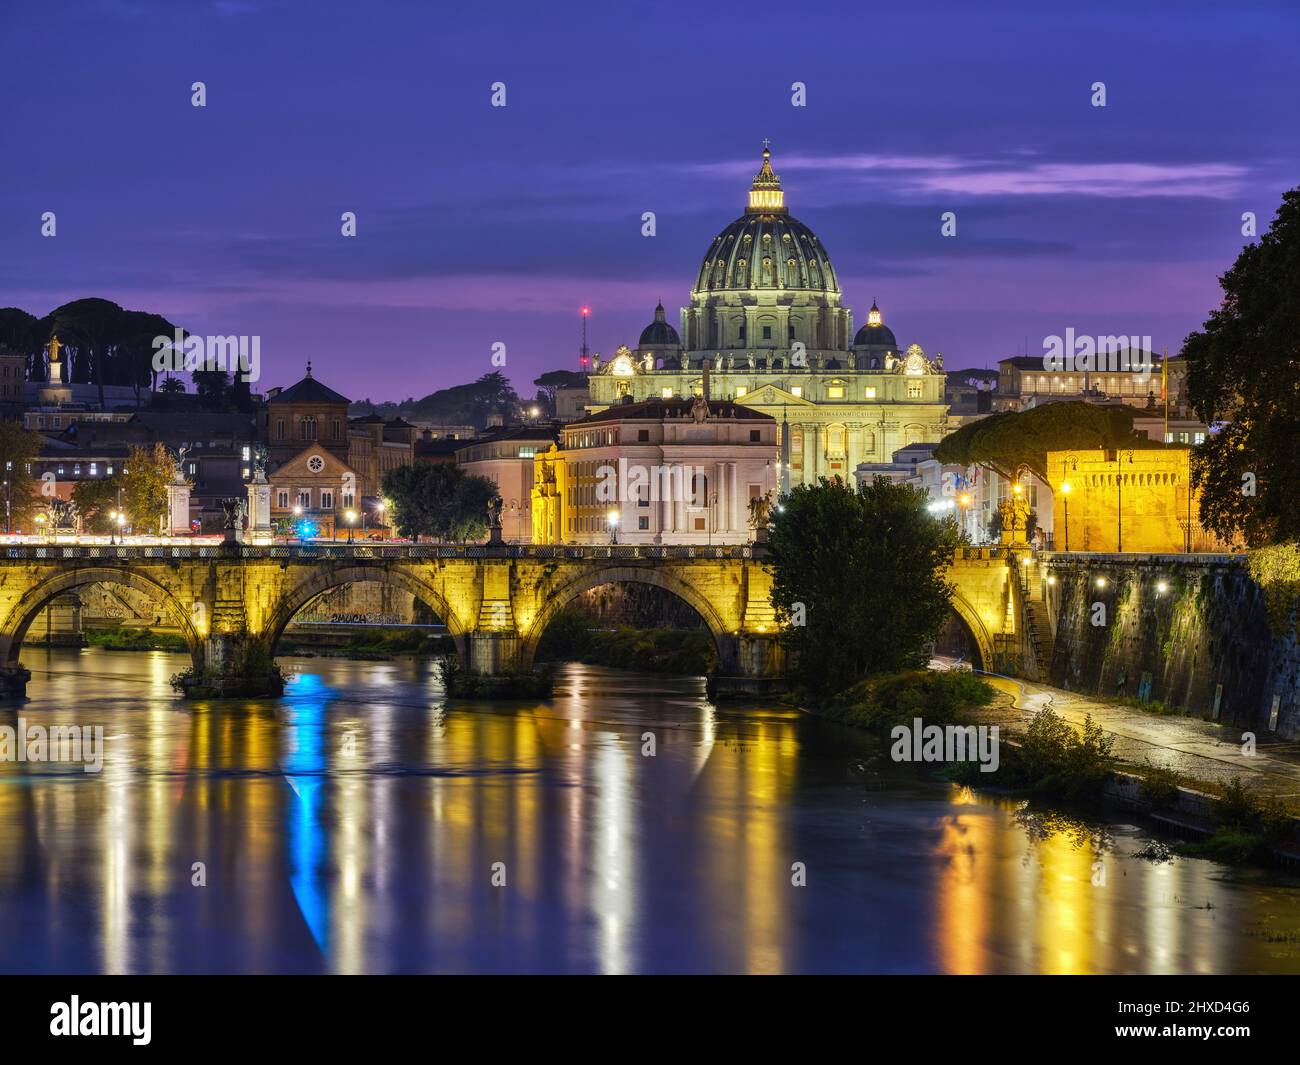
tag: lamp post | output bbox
[36,513,46,541]
[1116,450,1133,552]
[109,509,118,545]
[1011,481,1024,543]
[607,508,619,545]
[1060,481,1071,552]
[376,499,386,540]
[345,509,356,544]
[117,511,125,544]
[959,493,972,542]
[4,460,11,535]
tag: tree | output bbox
[1184,186,1300,545]
[533,370,587,417]
[71,474,124,533]
[382,462,498,542]
[765,477,959,696]
[121,443,176,533]
[407,372,521,429]
[934,401,1149,482]
[0,422,45,531]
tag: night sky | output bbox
[3,0,1297,402]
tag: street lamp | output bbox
[4,460,11,535]
[35,513,46,540]
[345,509,356,544]
[116,511,126,544]
[1060,481,1071,552]
[1011,481,1024,543]
[109,508,118,545]
[958,493,972,540]
[607,508,619,545]
[1116,450,1134,552]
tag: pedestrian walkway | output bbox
[932,659,1300,808]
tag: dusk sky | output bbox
[3,0,1297,402]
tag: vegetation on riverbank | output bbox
[534,605,717,675]
[85,625,189,652]
[437,656,554,698]
[279,627,455,658]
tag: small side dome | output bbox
[853,299,898,348]
[638,301,681,347]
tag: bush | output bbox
[1004,707,1115,801]
[817,669,995,731]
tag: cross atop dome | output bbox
[747,143,786,215]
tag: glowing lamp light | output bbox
[1156,580,1169,594]
[959,494,972,507]
[606,510,619,527]
[1046,575,1056,586]
[1061,481,1072,495]
[1013,484,1024,496]
[1095,576,1108,589]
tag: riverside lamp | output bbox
[345,509,356,544]
[607,509,619,545]
[1060,481,1072,552]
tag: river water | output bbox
[2,647,1299,974]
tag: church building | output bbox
[585,146,948,486]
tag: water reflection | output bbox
[1,648,1299,973]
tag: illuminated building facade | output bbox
[532,392,778,545]
[585,147,947,486]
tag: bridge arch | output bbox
[263,563,468,661]
[947,590,993,672]
[518,564,736,674]
[0,566,203,667]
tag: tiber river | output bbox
[2,647,1299,974]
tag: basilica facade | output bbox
[586,146,948,486]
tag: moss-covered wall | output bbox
[1047,556,1300,737]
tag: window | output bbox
[343,492,354,508]
[277,420,285,441]
[277,491,289,508]
[735,386,748,398]
[242,446,251,461]
[298,491,310,509]
[187,463,197,476]
[907,384,921,398]
[1194,432,1206,445]
[637,429,650,442]
[638,516,649,530]
[107,465,114,476]
[518,446,537,458]
[748,483,762,501]
[661,387,673,398]
[52,417,61,428]
[791,386,802,397]
[89,463,97,476]
[827,384,844,399]
[762,325,772,340]
[73,464,81,476]
[750,429,761,442]
[693,517,706,531]
[321,490,334,509]
[332,421,341,441]
[56,465,64,476]
[864,386,877,399]
[301,415,316,440]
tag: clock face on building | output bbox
[307,454,325,473]
[610,353,635,377]
[905,353,926,376]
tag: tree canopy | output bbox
[765,477,959,696]
[406,372,521,429]
[934,402,1149,482]
[381,462,499,542]
[1184,185,1300,546]
[0,422,46,531]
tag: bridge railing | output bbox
[1,543,761,562]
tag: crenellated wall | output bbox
[1044,553,1300,738]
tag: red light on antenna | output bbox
[581,306,590,316]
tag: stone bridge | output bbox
[0,543,1030,697]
